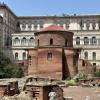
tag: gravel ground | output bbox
[63,86,100,100]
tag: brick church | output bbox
[27,25,93,80]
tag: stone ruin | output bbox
[24,77,63,100]
[0,77,64,100]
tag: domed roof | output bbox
[38,25,71,33]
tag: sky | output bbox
[0,0,100,16]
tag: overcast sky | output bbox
[0,0,100,16]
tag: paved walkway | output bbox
[63,86,100,100]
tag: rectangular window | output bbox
[47,53,52,61]
[28,56,32,66]
[82,60,85,66]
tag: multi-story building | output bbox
[0,3,100,68]
[0,3,16,47]
[0,16,3,48]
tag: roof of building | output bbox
[18,14,100,19]
[0,3,16,17]
[37,25,73,34]
[41,25,66,32]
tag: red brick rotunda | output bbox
[28,25,79,80]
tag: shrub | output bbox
[65,79,77,86]
[94,71,100,77]
[0,52,24,78]
[12,67,24,78]
[76,73,87,80]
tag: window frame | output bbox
[84,37,89,45]
[93,52,96,60]
[50,38,53,45]
[76,37,80,45]
[84,52,88,60]
[47,53,52,61]
[15,52,18,60]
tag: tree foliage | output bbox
[0,52,24,78]
[12,67,24,78]
[94,71,100,77]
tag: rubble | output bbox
[0,77,64,100]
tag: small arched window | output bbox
[21,37,27,45]
[50,38,53,45]
[28,24,32,29]
[91,37,97,45]
[84,37,89,45]
[76,37,80,45]
[93,52,96,60]
[40,21,44,29]
[92,22,96,30]
[82,60,85,66]
[34,23,38,30]
[14,37,20,45]
[47,53,52,61]
[28,56,32,66]
[84,52,88,60]
[16,22,20,27]
[29,37,34,45]
[98,38,100,45]
[38,39,39,46]
[80,20,84,30]
[22,24,26,30]
[23,52,26,60]
[86,21,90,30]
[15,52,18,60]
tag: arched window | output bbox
[34,21,38,30]
[28,56,32,66]
[98,38,100,45]
[79,20,84,30]
[86,21,90,30]
[29,37,34,45]
[92,22,96,30]
[23,52,26,60]
[65,39,68,47]
[84,52,88,60]
[73,55,78,65]
[28,24,32,29]
[93,63,96,66]
[76,37,80,45]
[93,52,96,60]
[39,21,44,29]
[82,60,85,66]
[15,52,18,60]
[22,24,26,30]
[47,53,52,61]
[84,37,89,45]
[21,37,27,45]
[16,22,20,27]
[14,37,20,45]
[38,39,39,46]
[91,37,97,45]
[50,38,53,45]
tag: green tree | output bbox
[94,71,100,77]
[12,67,24,78]
[0,52,24,78]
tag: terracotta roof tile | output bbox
[39,25,67,32]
